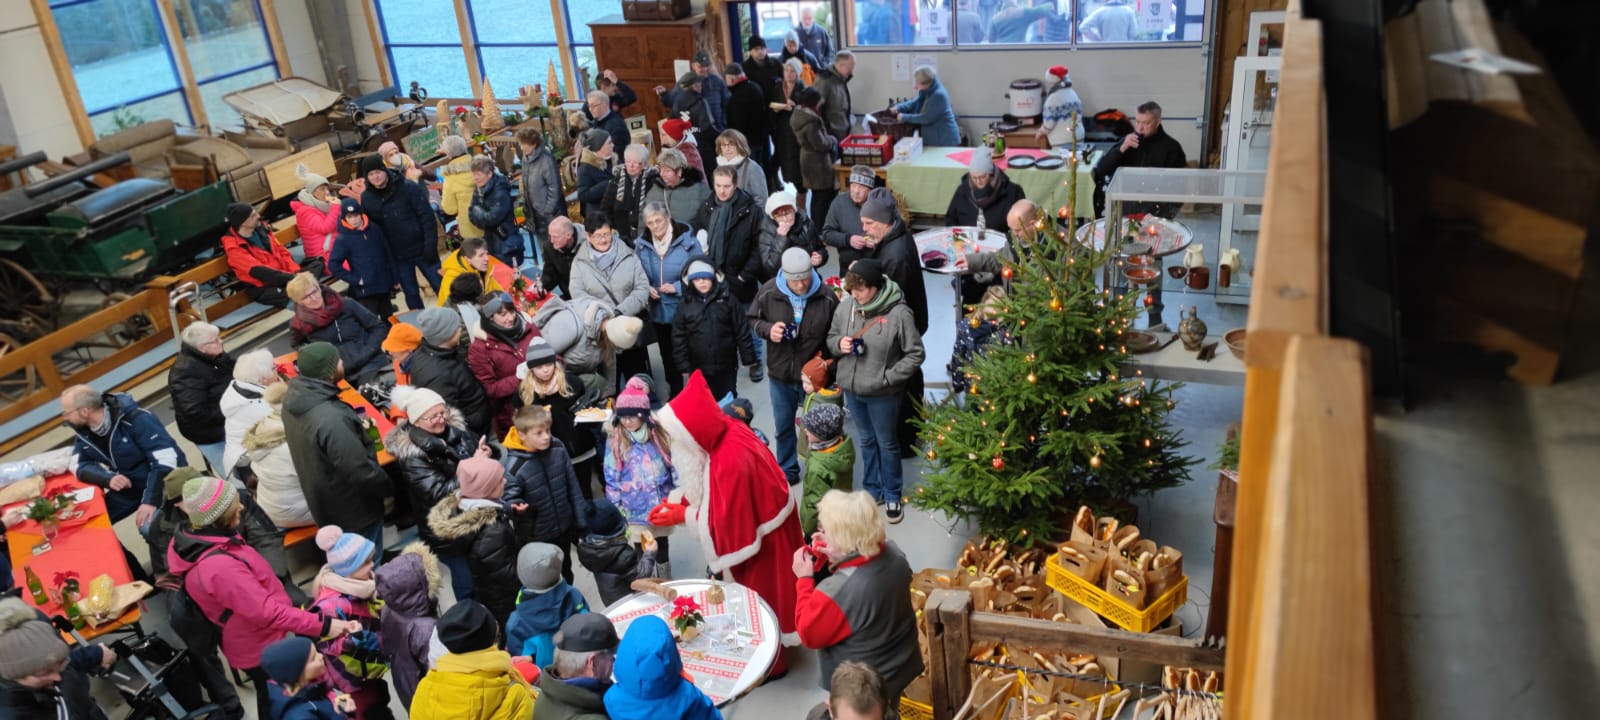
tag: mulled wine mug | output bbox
[1187,266,1211,290]
[850,337,866,356]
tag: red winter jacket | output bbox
[222,227,299,288]
[167,528,331,669]
[467,319,540,435]
[291,199,340,259]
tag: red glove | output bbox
[648,500,688,527]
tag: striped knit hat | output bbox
[181,476,239,528]
[316,525,376,577]
[614,376,652,418]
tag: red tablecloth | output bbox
[275,353,395,464]
[5,475,133,616]
[945,147,1053,171]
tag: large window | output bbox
[172,0,279,126]
[847,0,1203,47]
[375,0,617,101]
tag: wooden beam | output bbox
[549,0,578,98]
[452,0,483,93]
[30,0,95,148]
[969,611,1227,673]
[934,591,973,720]
[361,0,392,87]
[257,0,294,78]
[925,590,958,720]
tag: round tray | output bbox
[1125,331,1160,354]
[1034,156,1065,170]
[913,227,1008,274]
[605,579,780,707]
[1008,155,1036,169]
[1074,217,1193,256]
[1123,265,1162,285]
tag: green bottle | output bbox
[366,420,385,453]
[24,565,48,607]
[61,578,85,630]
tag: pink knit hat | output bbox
[457,456,506,500]
[613,376,652,418]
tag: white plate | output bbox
[573,408,613,424]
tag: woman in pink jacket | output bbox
[290,164,365,261]
[167,476,361,720]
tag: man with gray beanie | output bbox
[281,341,391,546]
[0,597,114,720]
[408,306,492,436]
[533,614,620,720]
[821,165,879,273]
[749,246,840,483]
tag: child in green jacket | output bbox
[798,354,844,461]
[800,403,854,536]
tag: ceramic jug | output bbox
[1178,306,1208,351]
[1221,248,1243,272]
[1184,244,1206,270]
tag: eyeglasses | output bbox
[417,409,450,425]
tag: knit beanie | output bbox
[661,117,693,143]
[613,376,652,418]
[524,337,558,367]
[581,129,610,152]
[225,202,255,232]
[161,466,206,503]
[339,197,362,216]
[295,163,330,194]
[382,323,423,353]
[481,291,515,318]
[845,258,887,291]
[517,542,563,594]
[969,149,995,175]
[781,247,812,282]
[722,397,756,426]
[801,354,833,390]
[747,35,767,49]
[416,307,461,346]
[0,598,70,681]
[848,165,877,188]
[604,316,643,350]
[693,51,712,67]
[359,153,387,176]
[803,403,845,441]
[765,190,797,218]
[390,385,446,425]
[859,187,897,225]
[724,63,745,78]
[259,636,314,685]
[437,600,498,654]
[316,525,376,577]
[456,456,506,500]
[794,86,822,109]
[181,476,239,528]
[583,498,628,538]
[683,259,716,283]
[295,342,340,381]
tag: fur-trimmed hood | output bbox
[425,493,502,542]
[243,382,290,453]
[374,541,439,616]
[383,409,469,461]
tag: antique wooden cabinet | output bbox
[588,14,711,136]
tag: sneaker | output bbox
[749,365,766,382]
[886,502,904,524]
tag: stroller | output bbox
[54,616,225,720]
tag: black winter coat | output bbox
[725,78,772,152]
[539,236,580,298]
[384,414,487,548]
[426,494,519,623]
[280,376,391,531]
[0,644,106,720]
[742,56,784,103]
[943,170,1027,231]
[747,274,839,384]
[502,439,585,542]
[1093,126,1188,216]
[602,168,652,241]
[576,533,650,607]
[360,169,437,261]
[169,345,235,445]
[290,292,391,383]
[468,172,522,261]
[591,110,632,154]
[522,377,597,463]
[692,189,764,303]
[757,210,825,280]
[575,153,612,222]
[408,341,493,436]
[868,219,931,336]
[672,271,756,378]
[329,216,395,298]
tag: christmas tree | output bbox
[912,162,1195,545]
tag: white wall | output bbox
[273,0,325,85]
[0,4,86,159]
[847,43,1208,157]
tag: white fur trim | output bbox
[667,487,685,504]
[704,494,795,574]
[781,631,801,647]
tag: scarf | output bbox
[290,289,346,336]
[481,311,527,347]
[716,155,748,168]
[591,241,620,275]
[857,278,903,317]
[809,435,843,453]
[968,171,1008,210]
[90,406,113,436]
[243,226,276,254]
[627,426,651,444]
[316,565,376,599]
[707,197,737,265]
[298,187,330,213]
[651,228,674,258]
[777,269,822,325]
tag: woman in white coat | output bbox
[219,349,280,475]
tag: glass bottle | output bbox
[24,565,48,607]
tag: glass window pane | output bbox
[564,0,621,46]
[1077,0,1174,43]
[974,0,1073,44]
[198,65,278,128]
[572,45,596,94]
[89,92,190,137]
[375,0,462,45]
[847,0,944,46]
[172,0,275,81]
[54,0,186,115]
[390,46,474,98]
[471,0,556,44]
[479,46,563,100]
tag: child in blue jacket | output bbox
[504,542,589,666]
[328,197,396,319]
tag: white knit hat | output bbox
[392,385,447,423]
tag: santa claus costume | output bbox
[649,371,804,676]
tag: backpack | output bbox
[156,543,246,651]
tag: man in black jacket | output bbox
[585,90,631,155]
[360,154,440,310]
[693,167,765,306]
[0,598,114,720]
[724,63,773,181]
[409,307,492,437]
[279,342,392,554]
[168,321,235,474]
[540,217,584,298]
[748,247,840,483]
[1092,100,1188,218]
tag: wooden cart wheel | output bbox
[99,292,154,347]
[0,332,41,404]
[0,258,58,331]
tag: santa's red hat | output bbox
[661,117,693,144]
[665,370,727,450]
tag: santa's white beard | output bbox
[656,405,708,509]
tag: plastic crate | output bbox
[900,678,1017,720]
[1045,555,1187,633]
[842,134,893,166]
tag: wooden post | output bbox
[30,0,96,147]
[1206,469,1239,639]
[934,590,973,720]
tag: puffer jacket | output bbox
[289,289,391,382]
[532,295,616,377]
[328,207,396,299]
[67,392,185,521]
[221,379,272,474]
[243,383,314,528]
[813,67,853,141]
[520,145,563,230]
[291,196,340,259]
[642,167,710,231]
[632,221,701,325]
[892,76,961,147]
[169,344,235,446]
[943,170,1027,232]
[425,494,520,624]
[826,279,926,397]
[601,167,652,240]
[521,376,597,464]
[166,528,331,670]
[409,647,534,720]
[409,341,493,437]
[437,247,511,307]
[757,209,825,280]
[222,225,298,289]
[360,168,437,262]
[576,531,652,607]
[373,542,440,711]
[505,581,589,664]
[502,431,585,542]
[469,172,521,261]
[603,617,721,720]
[468,317,539,435]
[671,268,756,379]
[602,430,675,526]
[439,156,483,238]
[692,187,764,303]
[575,149,612,221]
[281,376,390,531]
[266,682,343,720]
[533,667,610,720]
[385,412,483,547]
[747,270,838,384]
[568,239,650,322]
[791,106,838,192]
[307,568,382,699]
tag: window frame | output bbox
[834,0,1211,51]
[371,0,594,103]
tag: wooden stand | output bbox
[1206,470,1239,639]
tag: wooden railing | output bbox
[1224,1,1377,719]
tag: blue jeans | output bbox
[769,380,804,482]
[439,551,474,602]
[194,441,226,476]
[396,255,445,310]
[846,392,903,503]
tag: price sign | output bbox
[403,126,442,161]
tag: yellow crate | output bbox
[1044,555,1187,633]
[900,675,1018,720]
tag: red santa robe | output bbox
[652,371,805,675]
